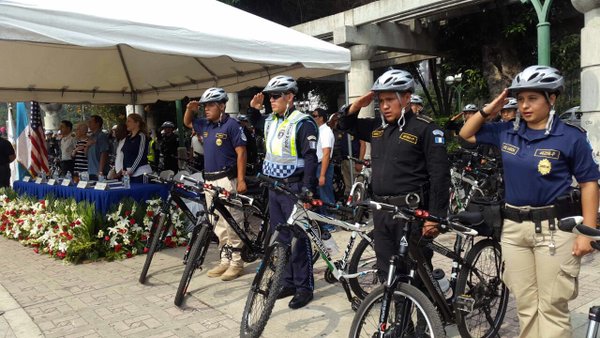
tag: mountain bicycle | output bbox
[349,199,509,338]
[240,174,377,338]
[173,175,270,306]
[559,216,600,338]
[139,172,205,284]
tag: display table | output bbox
[13,181,169,215]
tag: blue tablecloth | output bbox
[13,181,169,215]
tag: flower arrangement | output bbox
[0,188,190,263]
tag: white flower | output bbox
[97,230,104,238]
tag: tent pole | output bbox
[175,100,185,147]
[344,73,354,185]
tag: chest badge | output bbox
[216,138,223,146]
[537,158,551,175]
[399,132,418,144]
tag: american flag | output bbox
[28,101,49,176]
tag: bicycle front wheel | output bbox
[174,226,210,307]
[348,230,379,299]
[240,242,288,338]
[349,283,445,338]
[455,239,508,338]
[139,212,168,284]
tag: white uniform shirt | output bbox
[191,134,204,156]
[60,134,76,161]
[316,124,334,163]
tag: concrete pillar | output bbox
[125,104,145,119]
[572,0,600,158]
[349,45,376,118]
[226,92,239,118]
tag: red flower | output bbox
[114,244,122,252]
[75,220,81,225]
[126,252,133,258]
[143,247,149,253]
[125,210,131,216]
[146,211,154,217]
[104,235,110,241]
[172,229,177,236]
[141,235,148,241]
[33,248,39,254]
[129,218,136,225]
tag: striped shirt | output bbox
[73,139,88,173]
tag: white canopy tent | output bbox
[0,0,350,104]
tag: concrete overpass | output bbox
[291,0,515,116]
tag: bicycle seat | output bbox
[449,211,484,226]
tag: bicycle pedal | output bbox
[350,297,361,312]
[455,294,475,313]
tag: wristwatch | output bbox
[479,109,490,118]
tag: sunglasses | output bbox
[269,93,285,100]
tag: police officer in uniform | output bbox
[410,94,425,115]
[338,69,450,283]
[248,75,318,309]
[499,97,518,122]
[158,121,179,173]
[184,87,248,281]
[460,65,600,338]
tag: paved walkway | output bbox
[1,232,599,337]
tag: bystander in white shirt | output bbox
[60,133,77,161]
[316,123,334,163]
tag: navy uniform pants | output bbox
[268,181,314,293]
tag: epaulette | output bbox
[416,115,433,124]
[564,122,586,133]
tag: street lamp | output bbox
[445,73,465,115]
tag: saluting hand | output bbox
[250,93,265,110]
[349,92,375,115]
[186,100,200,112]
[572,236,594,257]
[482,89,510,119]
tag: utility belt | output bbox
[268,174,303,185]
[502,205,557,232]
[502,188,582,234]
[204,166,237,181]
[373,192,422,208]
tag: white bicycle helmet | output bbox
[263,75,298,94]
[462,104,478,112]
[410,94,424,105]
[502,98,518,110]
[508,65,564,95]
[199,87,228,104]
[371,69,415,93]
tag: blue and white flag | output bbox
[15,102,30,179]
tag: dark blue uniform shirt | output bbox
[476,119,600,206]
[122,132,149,173]
[192,113,246,173]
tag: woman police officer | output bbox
[460,65,600,338]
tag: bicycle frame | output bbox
[376,220,501,335]
[269,201,373,302]
[202,187,270,260]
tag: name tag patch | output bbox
[534,149,560,160]
[501,143,519,155]
[372,130,383,138]
[399,132,418,144]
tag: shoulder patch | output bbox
[416,115,433,124]
[372,129,384,138]
[564,121,586,133]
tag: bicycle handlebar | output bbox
[357,200,479,236]
[347,156,371,167]
[257,173,355,216]
[558,216,600,250]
